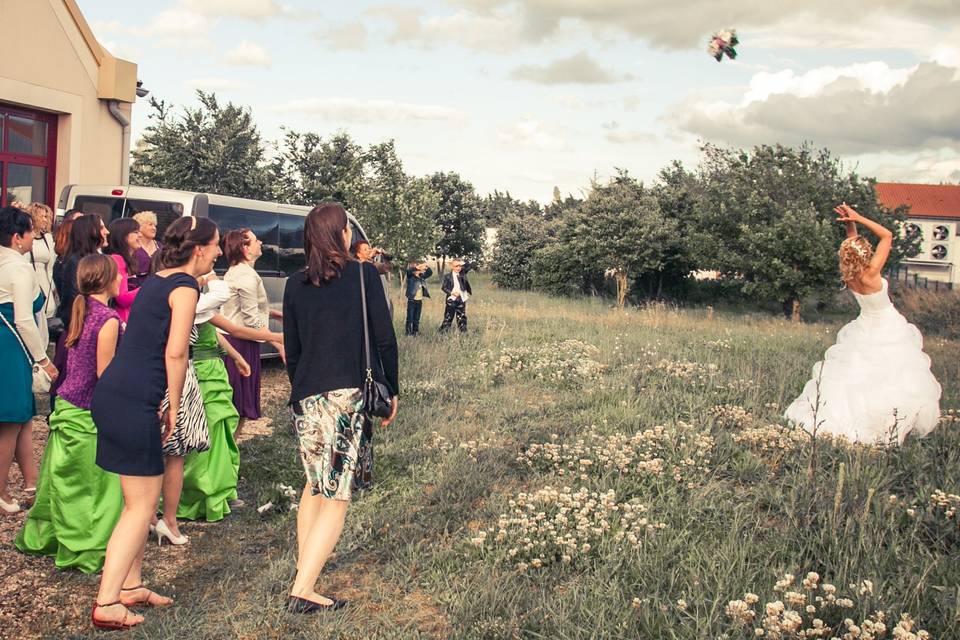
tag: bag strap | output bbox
[358,261,374,383]
[0,310,36,365]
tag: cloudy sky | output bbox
[82,0,960,202]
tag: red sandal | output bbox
[91,601,142,631]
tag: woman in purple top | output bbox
[15,254,124,573]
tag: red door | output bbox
[0,103,57,207]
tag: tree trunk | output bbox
[791,299,802,323]
[438,255,447,277]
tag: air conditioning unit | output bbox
[906,223,922,238]
[931,244,948,260]
[933,225,950,240]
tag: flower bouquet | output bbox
[708,29,739,62]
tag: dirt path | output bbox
[0,366,289,640]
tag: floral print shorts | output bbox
[291,388,372,501]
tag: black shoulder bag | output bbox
[359,263,393,418]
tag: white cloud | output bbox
[497,118,569,151]
[319,22,368,51]
[179,0,284,21]
[605,130,657,145]
[367,5,524,52]
[184,77,251,91]
[511,51,632,85]
[268,98,466,124]
[224,42,273,68]
[869,151,960,184]
[453,1,960,49]
[671,62,960,154]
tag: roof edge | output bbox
[62,0,104,65]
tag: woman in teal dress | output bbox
[15,254,122,572]
[0,206,58,515]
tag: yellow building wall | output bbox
[0,0,137,203]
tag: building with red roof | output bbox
[876,182,959,285]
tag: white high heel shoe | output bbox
[155,519,188,546]
[0,496,21,514]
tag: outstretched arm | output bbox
[835,204,893,276]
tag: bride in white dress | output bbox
[784,204,941,444]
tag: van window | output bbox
[208,204,279,275]
[278,214,306,276]
[73,196,124,223]
[124,199,184,238]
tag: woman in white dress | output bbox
[784,204,941,444]
[26,203,57,346]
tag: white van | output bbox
[58,184,389,354]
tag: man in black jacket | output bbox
[439,259,473,333]
[404,261,432,336]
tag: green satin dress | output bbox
[178,322,241,522]
[15,397,122,573]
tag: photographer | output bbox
[404,261,432,336]
[439,259,474,333]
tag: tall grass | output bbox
[100,276,958,639]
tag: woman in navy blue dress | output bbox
[90,216,221,631]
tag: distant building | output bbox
[0,0,141,207]
[875,182,960,285]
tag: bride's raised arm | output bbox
[835,203,893,276]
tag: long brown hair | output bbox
[54,217,75,258]
[65,254,118,348]
[68,214,106,259]
[304,202,353,285]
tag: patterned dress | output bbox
[292,389,372,501]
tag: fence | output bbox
[886,265,954,292]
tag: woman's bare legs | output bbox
[14,420,37,490]
[290,488,349,605]
[0,423,21,502]
[161,455,186,538]
[93,475,170,626]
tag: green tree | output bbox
[481,190,541,226]
[270,130,366,210]
[491,210,551,290]
[428,172,485,274]
[131,92,270,199]
[693,144,917,318]
[535,172,682,303]
[357,141,440,269]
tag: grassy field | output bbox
[17,275,960,639]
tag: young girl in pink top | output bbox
[106,218,141,324]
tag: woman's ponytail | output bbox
[64,254,119,348]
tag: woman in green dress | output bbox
[15,254,122,572]
[175,277,281,524]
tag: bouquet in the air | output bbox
[708,29,739,62]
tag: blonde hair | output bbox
[838,236,874,283]
[132,211,157,226]
[26,202,53,234]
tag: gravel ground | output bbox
[0,365,288,640]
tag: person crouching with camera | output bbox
[404,261,432,336]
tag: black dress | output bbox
[93,272,198,476]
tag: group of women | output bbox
[0,199,399,629]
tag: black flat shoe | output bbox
[287,595,348,613]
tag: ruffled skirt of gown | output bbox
[784,303,941,444]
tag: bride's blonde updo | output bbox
[838,235,874,282]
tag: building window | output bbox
[0,104,57,207]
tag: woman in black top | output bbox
[90,217,219,631]
[283,202,398,613]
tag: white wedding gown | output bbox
[784,279,941,444]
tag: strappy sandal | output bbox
[120,585,174,608]
[91,601,142,631]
